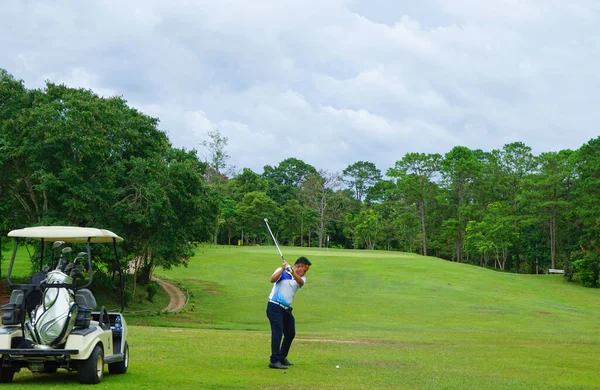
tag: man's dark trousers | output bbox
[266,302,296,364]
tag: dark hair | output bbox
[295,256,311,266]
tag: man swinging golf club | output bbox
[264,219,311,369]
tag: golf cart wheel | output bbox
[108,341,129,374]
[78,344,104,384]
[0,364,14,383]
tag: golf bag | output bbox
[25,270,79,347]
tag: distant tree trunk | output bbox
[418,197,427,256]
[227,221,232,245]
[300,216,304,247]
[137,252,154,286]
[456,178,464,262]
[550,206,557,269]
[213,217,219,244]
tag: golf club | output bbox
[57,247,72,271]
[52,241,65,250]
[264,218,284,261]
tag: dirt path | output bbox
[152,277,186,312]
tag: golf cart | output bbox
[0,226,129,384]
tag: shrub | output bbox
[572,253,600,287]
[146,281,159,302]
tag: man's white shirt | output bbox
[268,268,306,307]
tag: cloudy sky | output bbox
[2,0,599,175]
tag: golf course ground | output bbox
[2,244,599,389]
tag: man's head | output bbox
[293,256,311,277]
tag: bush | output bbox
[146,281,159,302]
[572,254,600,287]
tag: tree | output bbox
[228,168,268,201]
[262,158,317,206]
[201,128,234,244]
[441,147,482,262]
[0,69,29,273]
[0,79,171,226]
[300,206,320,247]
[0,70,211,287]
[522,150,575,269]
[489,142,536,270]
[280,199,303,245]
[465,202,516,270]
[352,205,381,250]
[202,128,234,176]
[300,170,343,247]
[388,153,441,256]
[237,191,279,244]
[573,137,600,247]
[220,198,239,245]
[115,149,209,284]
[342,161,382,202]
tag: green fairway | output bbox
[4,244,600,389]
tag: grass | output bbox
[2,243,600,389]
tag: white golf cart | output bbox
[0,226,129,384]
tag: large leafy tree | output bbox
[441,147,483,262]
[521,150,576,269]
[489,142,536,269]
[0,69,28,272]
[388,153,441,256]
[351,205,381,250]
[342,161,382,202]
[222,168,268,244]
[573,137,600,247]
[465,202,516,270]
[1,79,169,225]
[280,199,303,246]
[262,157,317,206]
[115,149,210,284]
[0,70,211,285]
[236,191,279,244]
[228,168,268,201]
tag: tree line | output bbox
[1,69,599,287]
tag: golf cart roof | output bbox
[8,226,123,243]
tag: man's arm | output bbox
[269,260,289,283]
[289,267,305,287]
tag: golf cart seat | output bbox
[1,290,24,325]
[74,289,97,328]
[8,289,24,305]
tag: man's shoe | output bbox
[280,358,294,366]
[269,362,288,369]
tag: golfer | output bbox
[266,256,311,369]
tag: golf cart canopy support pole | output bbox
[113,237,124,313]
[85,237,93,288]
[7,240,18,286]
[39,238,45,272]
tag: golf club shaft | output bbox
[264,218,284,260]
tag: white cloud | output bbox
[2,0,599,174]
